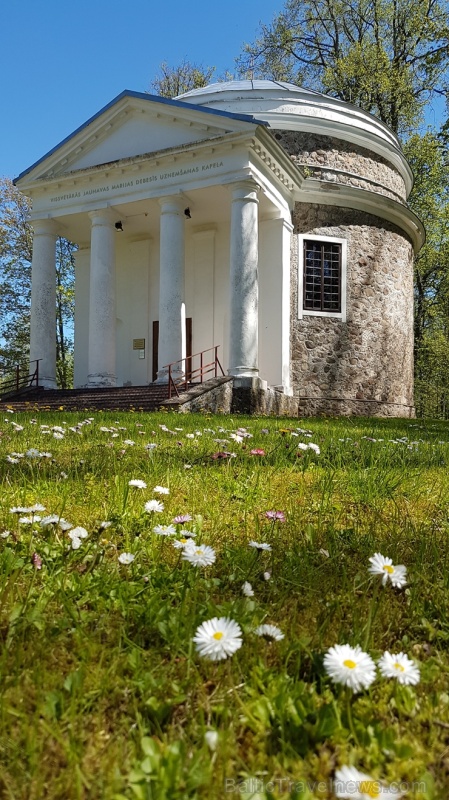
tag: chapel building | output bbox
[15,80,424,416]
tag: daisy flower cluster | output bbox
[324,643,420,691]
[193,616,284,661]
[324,551,418,692]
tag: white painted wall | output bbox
[115,238,151,386]
[69,115,217,172]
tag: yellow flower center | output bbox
[383,564,394,574]
[394,662,405,672]
[180,538,187,544]
[359,781,380,798]
[343,659,357,669]
[196,549,203,555]
[213,632,223,640]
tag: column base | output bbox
[227,366,260,379]
[155,367,185,385]
[87,373,117,387]
[39,377,57,389]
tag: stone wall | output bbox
[163,377,299,417]
[291,204,415,418]
[272,131,407,202]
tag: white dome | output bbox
[176,80,411,189]
[177,80,399,148]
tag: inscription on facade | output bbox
[49,161,225,204]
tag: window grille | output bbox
[303,240,341,312]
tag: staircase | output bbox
[0,384,171,413]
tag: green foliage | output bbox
[404,133,449,417]
[1,411,449,797]
[0,177,75,387]
[149,59,216,98]
[237,0,449,135]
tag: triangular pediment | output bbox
[16,91,264,185]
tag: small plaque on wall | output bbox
[133,339,145,350]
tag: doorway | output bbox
[152,318,192,382]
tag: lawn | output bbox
[0,409,448,799]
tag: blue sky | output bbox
[1,0,283,181]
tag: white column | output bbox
[87,209,116,387]
[156,196,185,383]
[228,179,260,378]
[30,219,57,388]
[258,215,293,392]
[73,243,90,388]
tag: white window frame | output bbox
[297,234,347,321]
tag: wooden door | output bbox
[152,319,192,382]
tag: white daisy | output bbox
[368,553,407,588]
[118,552,135,565]
[153,485,169,494]
[25,448,42,458]
[128,479,147,489]
[334,765,403,798]
[249,541,272,552]
[173,537,194,549]
[204,730,219,752]
[324,644,376,692]
[68,526,88,540]
[153,524,176,536]
[59,519,73,531]
[144,499,164,513]
[123,439,135,446]
[10,506,32,514]
[172,530,196,548]
[193,617,243,661]
[71,536,82,550]
[378,651,420,685]
[179,528,196,539]
[182,544,216,567]
[0,531,11,538]
[254,624,284,641]
[242,581,254,597]
[40,514,60,527]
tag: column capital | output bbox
[31,218,58,237]
[158,195,185,215]
[88,208,117,226]
[229,177,260,202]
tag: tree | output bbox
[404,132,449,415]
[237,0,449,135]
[0,177,75,388]
[149,59,216,98]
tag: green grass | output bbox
[1,410,449,798]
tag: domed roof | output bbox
[177,79,322,100]
[177,79,397,144]
[176,80,410,188]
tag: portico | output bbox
[18,89,299,394]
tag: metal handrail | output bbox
[0,359,41,399]
[163,346,225,399]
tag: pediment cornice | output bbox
[16,91,266,186]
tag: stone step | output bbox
[0,384,173,412]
